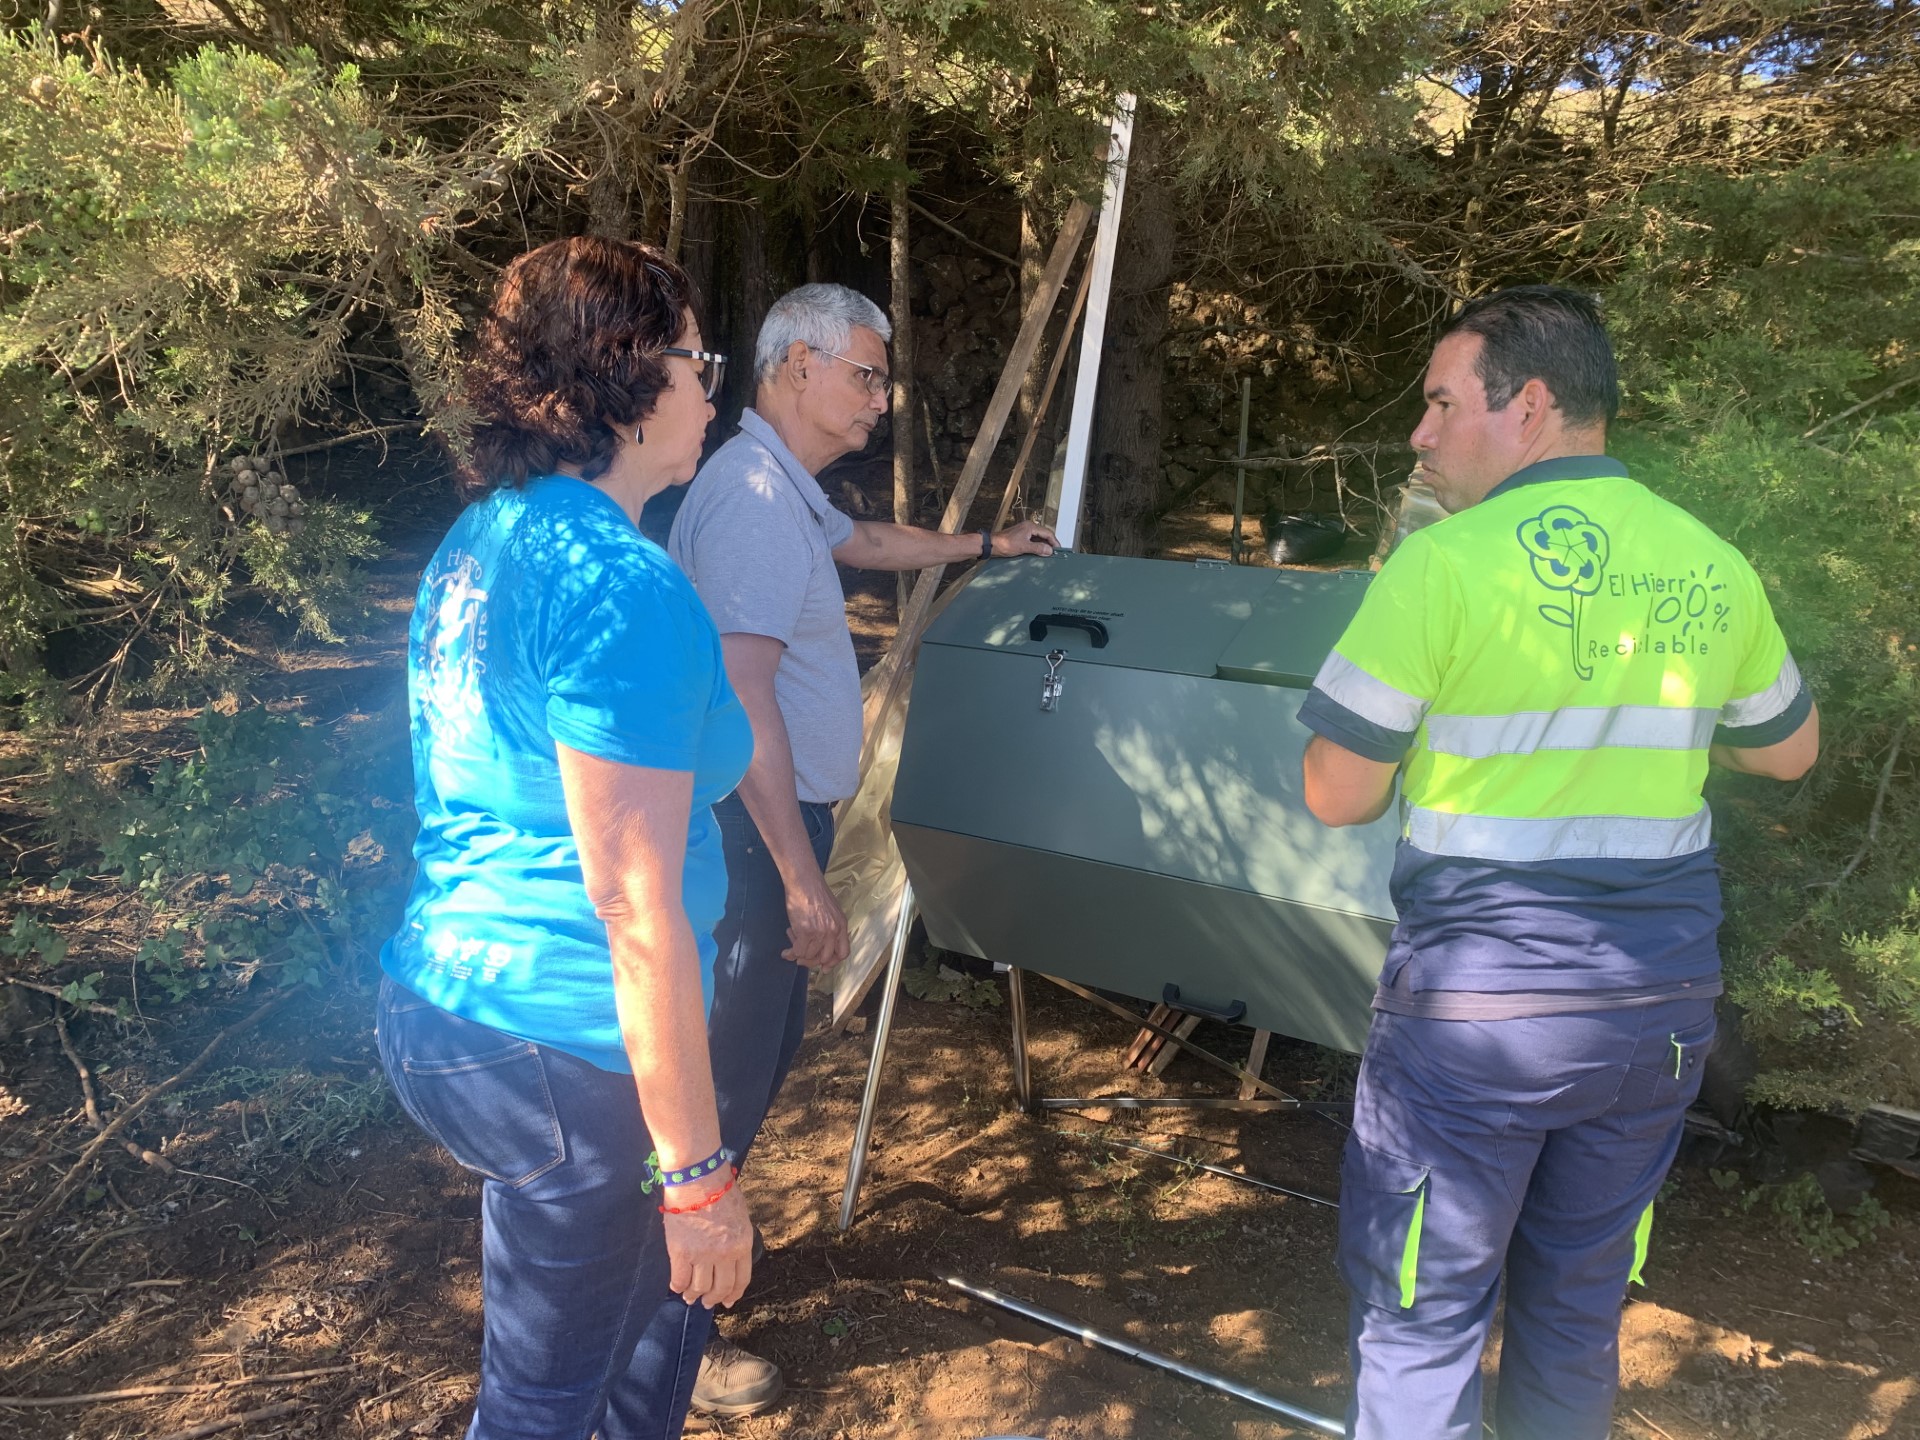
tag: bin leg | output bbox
[838,881,916,1232]
[1009,966,1032,1113]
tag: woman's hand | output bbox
[662,1176,754,1308]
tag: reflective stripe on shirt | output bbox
[1312,650,1428,734]
[1405,805,1712,862]
[1424,705,1720,759]
[1722,653,1803,728]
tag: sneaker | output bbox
[690,1335,784,1417]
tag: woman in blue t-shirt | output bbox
[375,236,754,1439]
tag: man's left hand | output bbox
[993,520,1059,557]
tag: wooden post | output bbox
[856,196,1094,749]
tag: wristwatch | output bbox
[979,527,993,560]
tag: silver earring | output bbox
[633,426,644,447]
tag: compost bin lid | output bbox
[1214,568,1373,687]
[920,551,1280,676]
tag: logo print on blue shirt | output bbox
[422,551,490,728]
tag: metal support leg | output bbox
[1009,967,1032,1113]
[838,881,916,1231]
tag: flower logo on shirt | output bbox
[1516,505,1611,680]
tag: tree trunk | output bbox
[1084,111,1173,558]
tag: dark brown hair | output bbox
[1440,284,1619,428]
[459,237,696,495]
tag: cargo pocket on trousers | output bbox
[1664,1015,1716,1090]
[398,1037,566,1188]
[1338,1141,1431,1311]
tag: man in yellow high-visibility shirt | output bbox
[1299,286,1818,1440]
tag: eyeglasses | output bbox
[664,347,727,401]
[816,349,892,397]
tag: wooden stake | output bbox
[995,257,1094,531]
[1146,1015,1203,1077]
[1238,1030,1272,1101]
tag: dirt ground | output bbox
[2,496,1917,1440]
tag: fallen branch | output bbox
[1810,719,1908,891]
[149,1399,308,1440]
[1,977,124,1020]
[273,420,419,460]
[905,197,1020,271]
[1801,371,1920,441]
[0,1365,352,1408]
[55,1014,175,1175]
[0,991,291,1244]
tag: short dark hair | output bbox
[1440,285,1618,428]
[459,237,696,495]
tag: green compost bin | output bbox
[890,551,1400,1056]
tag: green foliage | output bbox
[1716,1172,1892,1262]
[2,910,70,969]
[1610,150,1920,431]
[48,704,412,995]
[188,1065,392,1162]
[1605,147,1920,1111]
[0,27,454,706]
[902,957,1002,1009]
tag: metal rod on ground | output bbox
[839,881,917,1231]
[942,1275,1343,1436]
[1092,1136,1339,1209]
[1231,376,1251,564]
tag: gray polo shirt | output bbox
[669,409,861,804]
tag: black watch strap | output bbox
[979,527,993,560]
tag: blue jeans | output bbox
[707,794,835,1166]
[375,978,713,1440]
[1339,995,1715,1440]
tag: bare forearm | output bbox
[839,521,976,572]
[735,696,821,885]
[608,911,722,1169]
[1712,702,1820,781]
[1302,734,1399,827]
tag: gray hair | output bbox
[754,283,892,382]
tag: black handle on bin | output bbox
[1029,613,1109,648]
[1161,984,1246,1024]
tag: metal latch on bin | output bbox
[1040,648,1067,711]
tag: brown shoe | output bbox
[690,1335,784,1417]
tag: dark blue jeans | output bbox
[375,978,713,1440]
[1339,994,1715,1440]
[707,794,835,1166]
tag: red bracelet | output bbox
[659,1166,737,1215]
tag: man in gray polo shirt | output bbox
[669,283,1057,1414]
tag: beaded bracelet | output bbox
[642,1146,734,1194]
[659,1166,738,1215]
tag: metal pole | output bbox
[1231,376,1252,564]
[1008,967,1032,1113]
[838,881,917,1231]
[1054,94,1136,549]
[1094,1137,1338,1209]
[942,1275,1343,1436]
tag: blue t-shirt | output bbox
[381,475,752,1073]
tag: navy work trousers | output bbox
[1338,995,1714,1440]
[375,978,712,1440]
[707,793,836,1166]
